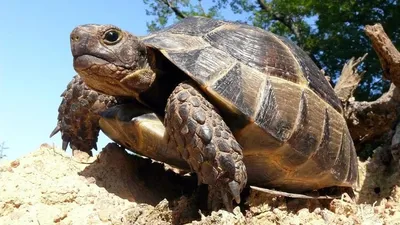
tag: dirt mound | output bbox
[1,143,400,224]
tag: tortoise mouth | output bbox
[73,55,109,72]
[73,55,138,97]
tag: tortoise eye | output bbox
[103,29,122,45]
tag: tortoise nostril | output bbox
[70,35,80,42]
[70,27,83,42]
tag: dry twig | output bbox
[341,24,400,148]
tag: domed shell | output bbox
[141,17,357,192]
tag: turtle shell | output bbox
[141,17,357,192]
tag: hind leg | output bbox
[164,81,247,211]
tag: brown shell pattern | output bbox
[142,17,357,191]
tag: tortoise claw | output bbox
[207,181,241,212]
[49,124,61,138]
[228,181,241,204]
[62,139,70,150]
[221,190,234,212]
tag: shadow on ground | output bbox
[75,141,400,224]
[78,143,205,224]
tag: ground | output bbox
[1,143,400,225]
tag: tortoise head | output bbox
[70,24,155,98]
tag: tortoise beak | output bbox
[70,25,110,71]
[70,26,92,58]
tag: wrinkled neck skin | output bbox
[116,48,157,100]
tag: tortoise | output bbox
[53,16,358,211]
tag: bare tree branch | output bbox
[345,84,400,147]
[255,0,325,70]
[256,0,302,42]
[197,0,206,15]
[365,24,400,87]
[160,0,186,19]
[342,24,400,148]
[334,53,367,102]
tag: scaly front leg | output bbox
[50,75,117,156]
[164,81,247,211]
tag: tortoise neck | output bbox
[138,48,186,116]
